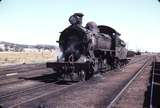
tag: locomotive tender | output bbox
[47,13,128,81]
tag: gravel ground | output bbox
[16,60,147,108]
[0,55,149,108]
[111,65,152,108]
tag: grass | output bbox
[0,51,57,65]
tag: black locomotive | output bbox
[47,13,128,81]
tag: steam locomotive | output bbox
[47,14,128,81]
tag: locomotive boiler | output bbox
[47,13,128,81]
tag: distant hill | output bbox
[0,41,57,52]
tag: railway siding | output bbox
[110,60,152,108]
[146,57,160,107]
[11,57,149,108]
[150,62,160,107]
[0,55,151,108]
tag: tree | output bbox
[4,44,9,51]
[0,48,3,52]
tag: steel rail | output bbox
[8,81,81,108]
[3,56,148,100]
[118,56,149,70]
[127,55,148,66]
[149,56,156,108]
[0,81,56,100]
[106,57,151,108]
[0,56,149,107]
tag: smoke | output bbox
[64,42,81,61]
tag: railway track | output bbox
[0,63,46,77]
[106,56,152,108]
[0,64,53,87]
[0,55,148,87]
[0,55,147,77]
[0,68,53,86]
[109,55,160,108]
[0,63,82,108]
[0,73,85,108]
[148,56,160,108]
[0,81,75,108]
[0,55,150,108]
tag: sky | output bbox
[0,0,160,52]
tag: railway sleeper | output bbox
[148,61,160,107]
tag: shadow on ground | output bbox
[143,62,160,108]
[19,73,78,85]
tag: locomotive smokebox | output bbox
[59,25,90,62]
